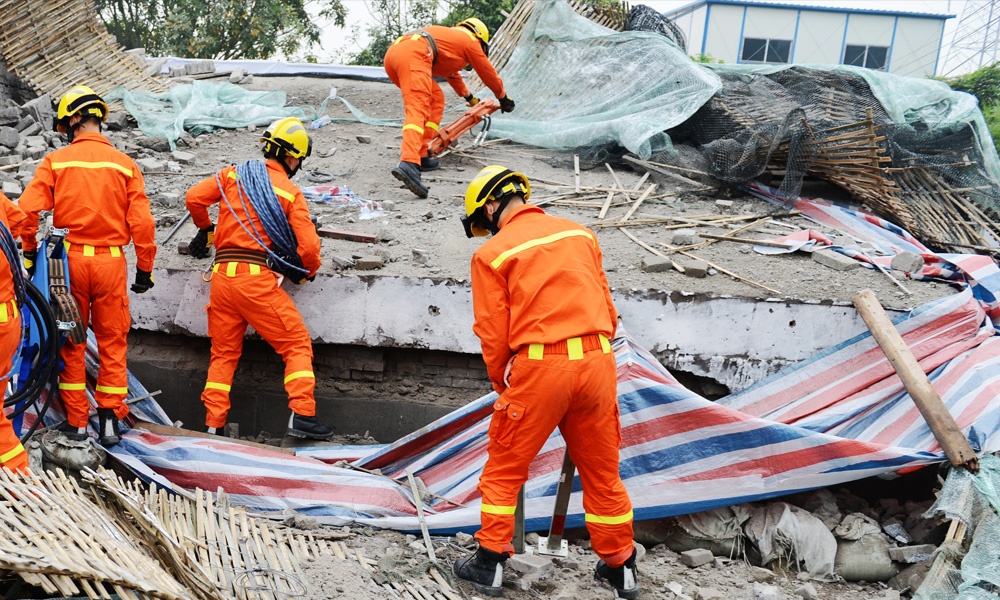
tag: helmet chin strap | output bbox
[487,195,514,235]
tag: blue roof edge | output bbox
[663,0,954,21]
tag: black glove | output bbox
[22,250,37,278]
[464,94,479,107]
[131,269,154,293]
[499,96,515,113]
[188,224,215,259]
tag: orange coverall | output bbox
[384,25,506,164]
[185,159,322,429]
[469,204,634,567]
[0,192,28,472]
[19,132,157,428]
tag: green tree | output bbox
[349,0,439,66]
[98,0,347,60]
[944,62,1000,150]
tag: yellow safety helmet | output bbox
[260,117,312,159]
[457,17,490,45]
[462,165,530,237]
[54,85,108,134]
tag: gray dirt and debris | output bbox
[136,77,953,312]
[3,76,961,599]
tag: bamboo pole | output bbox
[852,290,979,473]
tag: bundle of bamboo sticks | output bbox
[0,0,167,98]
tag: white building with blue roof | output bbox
[664,0,955,77]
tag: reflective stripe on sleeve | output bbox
[59,382,87,391]
[205,382,232,392]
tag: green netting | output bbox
[705,62,1000,188]
[915,454,1000,600]
[483,0,721,160]
[106,82,316,150]
[106,82,402,151]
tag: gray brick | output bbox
[640,255,672,273]
[890,251,924,274]
[680,548,713,567]
[0,107,19,127]
[680,257,709,278]
[888,544,935,564]
[507,552,553,577]
[184,60,216,75]
[0,126,17,149]
[812,248,859,271]
[1,181,21,199]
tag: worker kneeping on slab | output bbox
[185,117,333,441]
[0,192,30,471]
[383,17,515,199]
[19,85,157,447]
[454,166,639,599]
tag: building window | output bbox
[741,38,791,64]
[842,45,888,71]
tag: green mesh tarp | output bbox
[106,82,316,150]
[915,454,1000,600]
[483,0,721,159]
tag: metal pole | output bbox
[538,449,574,557]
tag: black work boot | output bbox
[419,156,440,171]
[391,161,429,198]
[96,408,122,446]
[287,413,334,440]
[595,547,640,599]
[55,420,88,442]
[453,546,506,597]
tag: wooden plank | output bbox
[620,183,657,222]
[852,289,979,473]
[317,227,379,244]
[135,421,296,455]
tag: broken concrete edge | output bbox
[132,269,908,394]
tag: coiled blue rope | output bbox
[216,160,307,279]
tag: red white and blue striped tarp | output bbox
[25,192,1000,535]
[106,291,990,533]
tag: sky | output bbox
[309,0,981,76]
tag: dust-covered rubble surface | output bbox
[80,76,956,312]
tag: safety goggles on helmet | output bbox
[461,165,530,238]
[260,117,312,159]
[54,85,108,134]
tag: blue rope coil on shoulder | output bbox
[216,160,308,280]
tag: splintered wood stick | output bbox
[696,233,797,249]
[660,241,782,295]
[620,227,684,273]
[574,155,581,194]
[621,183,657,222]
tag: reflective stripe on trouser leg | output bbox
[384,39,435,164]
[475,352,575,556]
[84,252,132,420]
[420,83,446,157]
[0,318,26,473]
[203,281,248,429]
[559,349,635,566]
[59,336,90,428]
[210,269,317,418]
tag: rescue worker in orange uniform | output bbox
[0,192,29,472]
[185,117,333,440]
[19,86,157,447]
[383,17,515,199]
[454,166,639,599]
